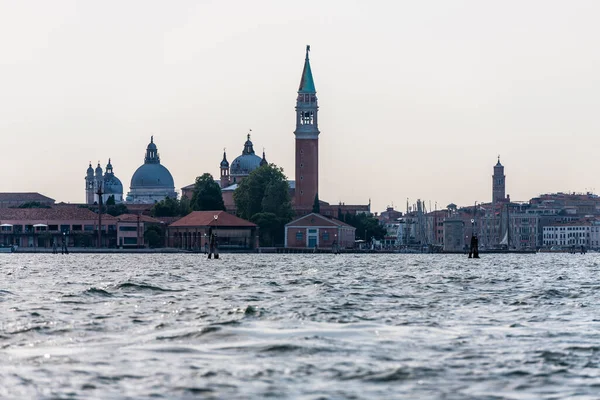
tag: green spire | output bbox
[298,45,316,93]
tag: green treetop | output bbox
[190,173,225,211]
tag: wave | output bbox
[156,326,222,341]
[114,282,182,292]
[82,287,113,297]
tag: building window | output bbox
[296,231,303,241]
[323,232,329,241]
[119,226,138,232]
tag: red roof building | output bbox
[285,213,355,249]
[167,211,258,251]
[0,205,116,248]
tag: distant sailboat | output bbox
[499,231,508,246]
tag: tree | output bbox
[179,196,192,216]
[250,212,280,247]
[151,197,192,217]
[106,195,116,206]
[106,203,129,217]
[343,213,386,241]
[151,197,180,217]
[191,173,225,211]
[312,193,320,214]
[235,164,292,220]
[234,164,294,246]
[144,225,163,248]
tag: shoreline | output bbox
[5,248,539,254]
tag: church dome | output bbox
[230,134,262,176]
[104,175,123,195]
[130,163,175,189]
[129,137,175,190]
[103,158,123,195]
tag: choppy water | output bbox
[1,253,600,399]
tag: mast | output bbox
[506,202,510,248]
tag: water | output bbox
[1,253,600,399]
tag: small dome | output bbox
[95,163,103,176]
[260,150,268,167]
[86,162,94,176]
[130,163,175,189]
[220,151,229,168]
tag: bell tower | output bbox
[294,45,319,210]
[492,156,506,203]
[220,149,230,188]
[85,162,95,204]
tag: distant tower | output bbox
[260,149,268,167]
[220,149,230,188]
[95,162,103,182]
[294,45,319,209]
[85,162,95,204]
[492,156,506,203]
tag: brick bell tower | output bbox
[294,45,319,210]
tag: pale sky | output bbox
[1,0,599,213]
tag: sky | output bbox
[1,0,599,213]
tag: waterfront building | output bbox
[126,137,177,204]
[543,221,591,248]
[167,210,258,250]
[284,213,355,249]
[0,193,55,208]
[443,219,465,252]
[85,159,124,204]
[0,205,117,248]
[115,213,164,248]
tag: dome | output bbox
[231,154,261,176]
[220,151,229,168]
[86,163,94,179]
[104,174,123,195]
[230,133,262,176]
[130,163,175,189]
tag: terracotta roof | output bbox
[154,216,181,225]
[286,213,355,229]
[0,192,55,202]
[116,213,163,223]
[169,211,256,227]
[0,205,116,221]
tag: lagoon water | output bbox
[1,253,600,399]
